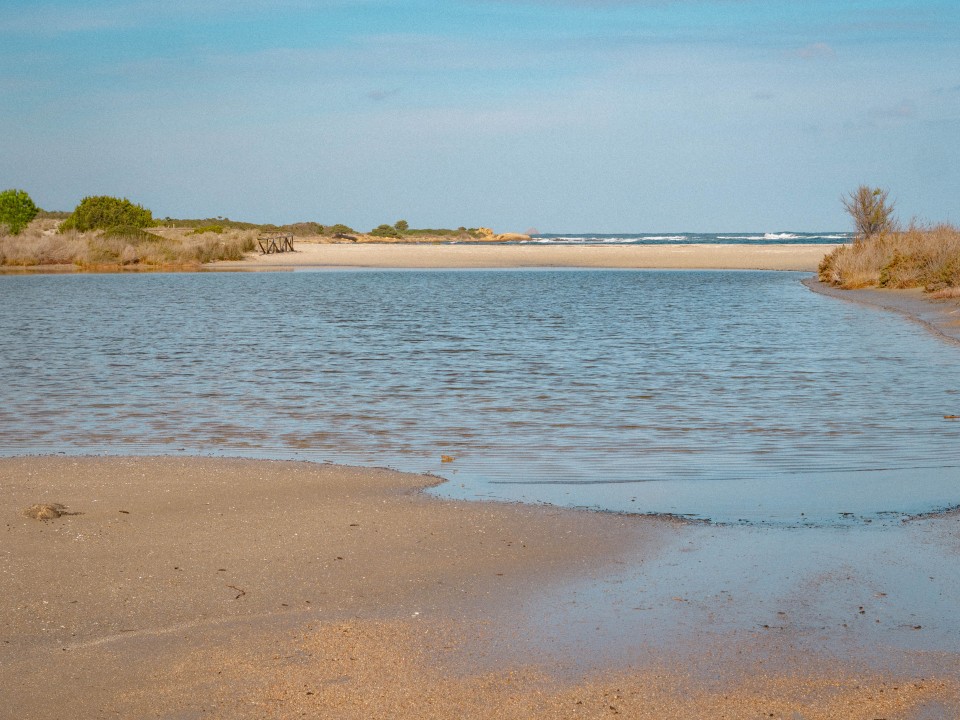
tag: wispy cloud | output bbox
[795,42,835,60]
[4,0,958,229]
[0,0,329,36]
[366,88,399,102]
[474,0,756,5]
[0,4,135,35]
[870,99,914,119]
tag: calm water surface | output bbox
[1,269,958,526]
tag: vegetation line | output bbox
[818,186,960,299]
[0,190,522,270]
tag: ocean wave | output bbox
[530,235,690,244]
[532,236,597,243]
[524,232,852,245]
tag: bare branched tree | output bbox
[842,186,896,241]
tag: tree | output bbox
[842,186,896,240]
[370,223,401,238]
[394,219,409,233]
[60,195,154,232]
[0,188,39,235]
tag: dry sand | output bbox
[4,456,958,719]
[211,241,839,272]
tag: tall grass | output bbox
[818,224,960,295]
[0,219,256,269]
[0,219,86,266]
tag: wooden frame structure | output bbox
[257,233,295,255]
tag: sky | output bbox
[1,0,958,232]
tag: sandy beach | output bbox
[4,456,959,719]
[211,241,839,272]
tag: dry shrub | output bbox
[819,223,960,292]
[930,285,960,300]
[0,219,86,266]
[178,229,256,263]
[0,219,257,269]
[841,185,896,239]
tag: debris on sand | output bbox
[22,503,75,520]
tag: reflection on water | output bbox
[1,269,958,525]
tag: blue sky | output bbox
[1,0,958,232]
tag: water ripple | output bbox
[1,269,958,526]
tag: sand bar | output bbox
[4,455,959,719]
[211,241,840,272]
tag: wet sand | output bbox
[4,456,959,719]
[805,278,960,345]
[212,242,839,271]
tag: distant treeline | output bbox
[57,212,483,239]
[5,189,486,240]
[157,218,486,239]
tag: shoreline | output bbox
[804,277,960,345]
[212,241,840,271]
[0,242,841,274]
[4,455,959,718]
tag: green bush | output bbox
[37,209,71,220]
[394,219,409,233]
[161,217,260,230]
[61,195,154,232]
[323,223,356,236]
[188,225,224,235]
[0,188,39,235]
[258,221,324,236]
[370,223,401,238]
[103,225,164,243]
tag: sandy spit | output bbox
[4,455,958,719]
[211,242,840,272]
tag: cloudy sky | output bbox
[1,0,958,232]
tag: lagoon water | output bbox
[1,268,958,526]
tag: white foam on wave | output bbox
[538,235,691,244]
[526,232,851,245]
[535,236,595,243]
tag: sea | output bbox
[3,243,959,529]
[520,231,851,245]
